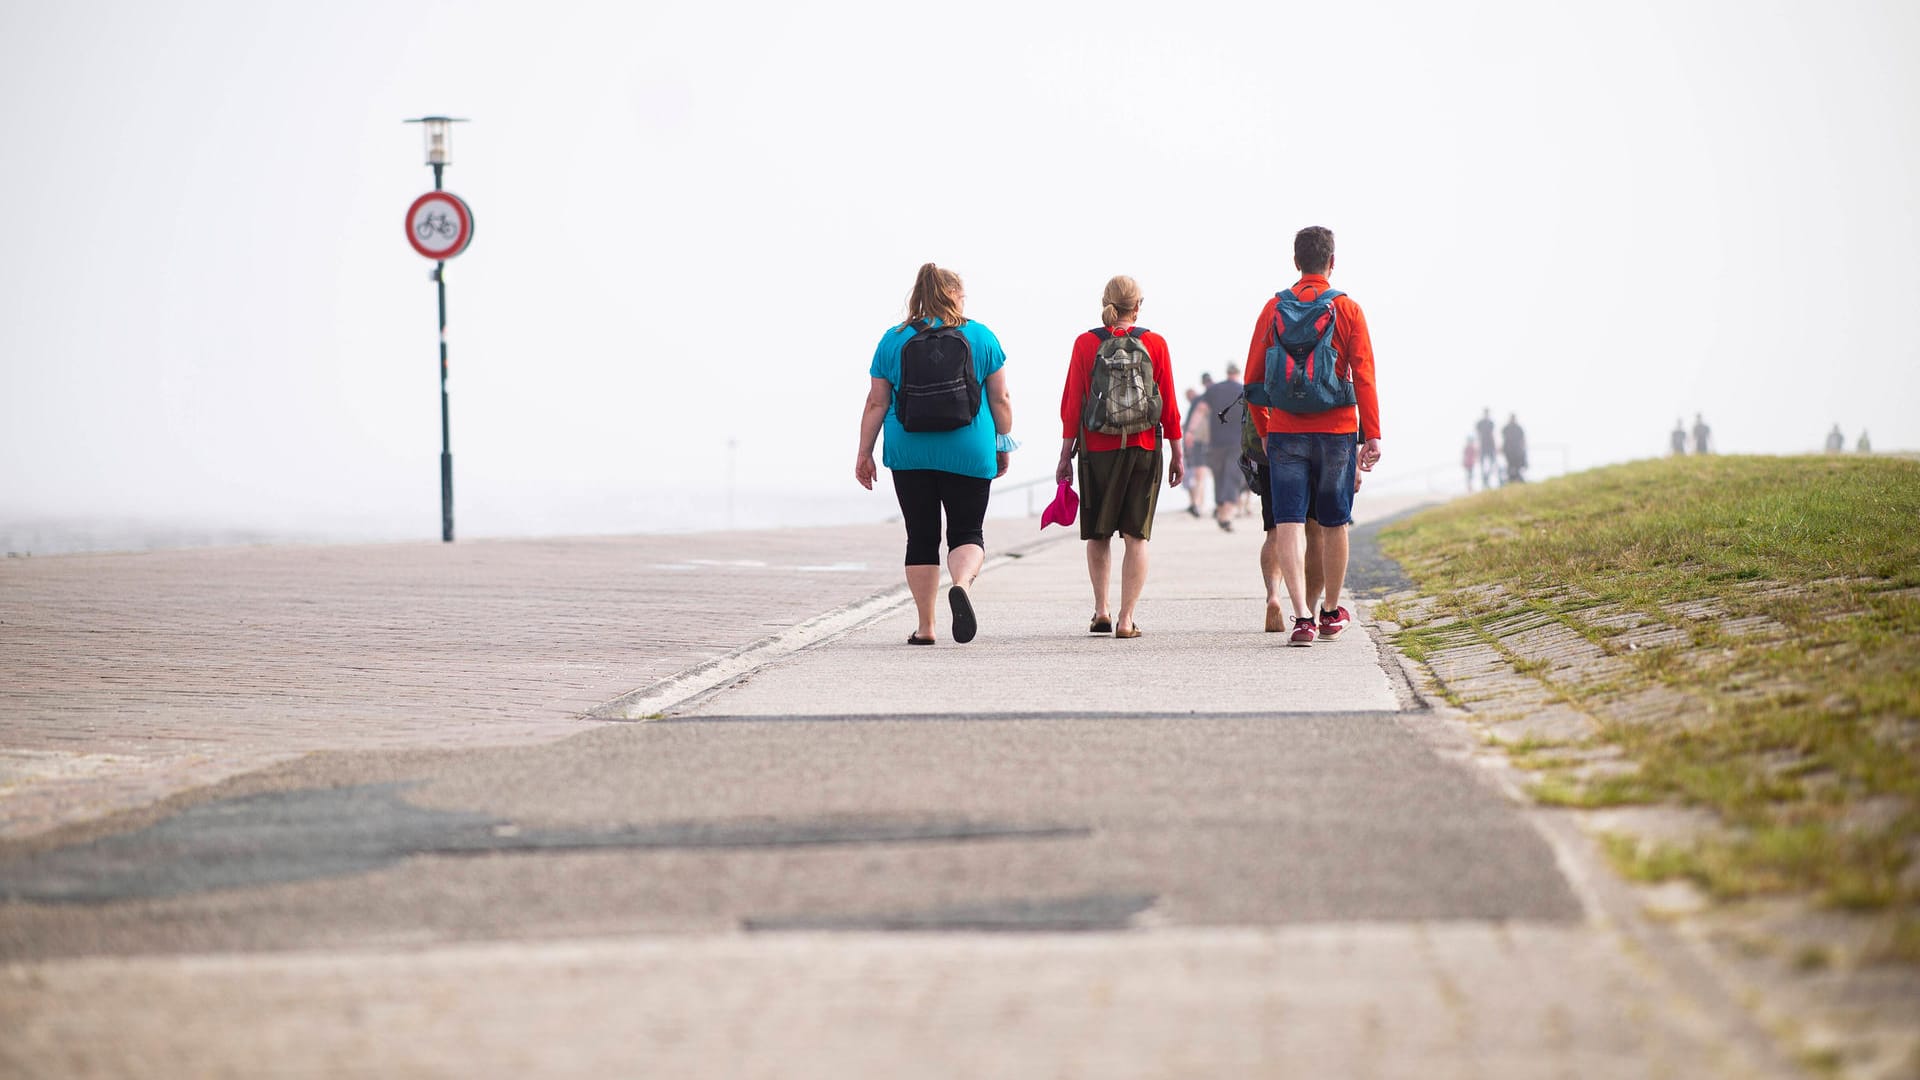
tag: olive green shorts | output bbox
[1078,445,1163,541]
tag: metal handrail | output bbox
[990,473,1062,516]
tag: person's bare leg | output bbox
[1305,521,1326,616]
[1086,538,1112,622]
[1261,528,1285,631]
[1320,523,1351,614]
[905,565,939,639]
[1116,536,1149,633]
[1275,522,1310,621]
[948,543,984,592]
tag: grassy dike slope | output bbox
[1379,455,1919,960]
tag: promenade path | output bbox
[0,498,1798,1078]
[0,525,910,838]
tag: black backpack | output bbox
[895,319,981,432]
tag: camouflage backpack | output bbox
[1081,327,1161,436]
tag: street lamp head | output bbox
[404,116,468,167]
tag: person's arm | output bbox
[1245,302,1272,438]
[1152,337,1184,488]
[985,368,1012,435]
[1057,335,1094,484]
[855,376,890,490]
[984,368,1012,478]
[1341,299,1382,471]
[1055,437,1077,485]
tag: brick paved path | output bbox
[0,526,916,837]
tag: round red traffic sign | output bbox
[405,191,474,260]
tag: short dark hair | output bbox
[1294,226,1335,274]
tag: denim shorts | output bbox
[1266,432,1357,527]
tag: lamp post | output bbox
[403,116,472,543]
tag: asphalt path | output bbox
[0,497,1794,1078]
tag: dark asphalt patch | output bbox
[1346,506,1428,598]
[743,891,1158,933]
[0,783,1089,904]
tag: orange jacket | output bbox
[1059,326,1183,452]
[1244,275,1380,440]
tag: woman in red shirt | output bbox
[1053,276,1185,638]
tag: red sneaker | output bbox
[1318,606,1352,640]
[1289,617,1317,647]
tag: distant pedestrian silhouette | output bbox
[1475,408,1497,487]
[1199,366,1246,531]
[1184,374,1215,517]
[1857,430,1872,454]
[1501,413,1528,483]
[1670,419,1687,456]
[1825,424,1845,453]
[1692,413,1712,454]
[1462,437,1479,491]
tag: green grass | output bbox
[1383,456,1920,919]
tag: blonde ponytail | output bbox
[903,263,967,328]
[1101,275,1142,327]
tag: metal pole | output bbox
[432,162,453,543]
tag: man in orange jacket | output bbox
[1244,226,1382,646]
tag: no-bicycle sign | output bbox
[405,191,474,261]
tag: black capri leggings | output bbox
[891,469,991,566]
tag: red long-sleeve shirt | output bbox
[1244,275,1380,441]
[1059,326,1183,451]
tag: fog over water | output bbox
[3,2,1916,554]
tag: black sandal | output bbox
[907,633,935,646]
[1089,615,1113,634]
[949,586,978,644]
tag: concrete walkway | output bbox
[0,524,910,838]
[0,496,1799,1078]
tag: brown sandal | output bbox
[1114,625,1142,639]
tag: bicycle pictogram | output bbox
[415,211,458,241]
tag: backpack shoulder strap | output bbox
[1276,290,1295,303]
[1091,327,1113,342]
[908,318,930,333]
[1126,326,1148,338]
[1317,289,1345,304]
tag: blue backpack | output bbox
[1244,288,1353,414]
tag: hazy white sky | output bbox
[3,0,1916,539]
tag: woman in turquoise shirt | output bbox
[856,263,1014,645]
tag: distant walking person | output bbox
[1055,276,1184,639]
[1501,413,1528,482]
[1463,437,1479,491]
[1183,383,1211,516]
[1244,225,1381,646]
[1198,365,1247,530]
[1825,424,1845,453]
[1475,408,1498,488]
[1692,412,1712,454]
[1858,430,1872,453]
[856,263,1014,645]
[1670,419,1688,456]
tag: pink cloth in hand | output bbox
[1040,481,1078,529]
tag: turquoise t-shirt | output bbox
[869,319,1006,479]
